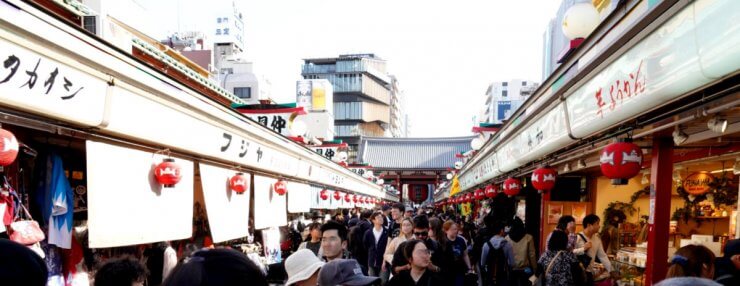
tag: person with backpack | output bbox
[506,217,537,286]
[480,220,515,286]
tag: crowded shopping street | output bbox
[0,0,739,285]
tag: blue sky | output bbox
[139,0,562,137]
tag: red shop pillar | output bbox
[645,137,673,285]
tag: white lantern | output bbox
[290,119,308,137]
[337,151,348,162]
[446,173,453,180]
[365,170,374,178]
[562,2,600,40]
[376,179,385,185]
[454,161,463,170]
[470,137,484,151]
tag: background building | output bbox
[481,79,538,124]
[301,54,397,162]
[389,75,408,138]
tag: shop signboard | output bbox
[565,0,740,139]
[0,37,108,127]
[682,172,715,195]
[514,104,574,164]
[241,107,306,137]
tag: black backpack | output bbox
[483,240,511,286]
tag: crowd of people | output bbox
[2,202,740,286]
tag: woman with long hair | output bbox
[384,217,414,274]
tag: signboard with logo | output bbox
[682,172,715,195]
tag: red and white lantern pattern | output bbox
[485,184,497,199]
[320,189,329,200]
[503,177,521,197]
[600,140,642,185]
[229,172,249,194]
[532,167,557,193]
[274,180,287,195]
[154,158,182,188]
[474,188,485,200]
[0,128,19,166]
[333,190,342,201]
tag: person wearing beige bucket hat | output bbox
[285,249,325,286]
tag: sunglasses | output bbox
[414,231,429,237]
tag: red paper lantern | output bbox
[333,191,341,200]
[344,193,351,203]
[319,189,329,200]
[154,158,182,188]
[600,139,643,185]
[474,189,485,200]
[0,128,19,166]
[274,180,287,195]
[485,184,497,198]
[353,195,358,203]
[532,167,557,192]
[229,172,249,194]
[503,177,521,197]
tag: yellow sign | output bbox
[450,175,460,197]
[682,172,715,195]
[312,85,326,111]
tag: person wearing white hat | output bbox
[285,249,325,286]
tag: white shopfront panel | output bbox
[86,141,194,248]
[199,163,251,243]
[287,181,311,213]
[253,175,287,230]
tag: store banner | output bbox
[253,175,287,230]
[86,141,193,248]
[0,37,108,128]
[240,107,306,137]
[287,181,311,213]
[565,0,740,139]
[198,163,251,243]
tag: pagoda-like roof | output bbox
[359,136,475,170]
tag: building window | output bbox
[502,90,508,97]
[223,28,230,35]
[221,68,233,74]
[234,87,251,99]
[217,18,222,23]
[522,81,527,86]
[83,16,97,34]
[216,29,222,35]
[502,82,508,87]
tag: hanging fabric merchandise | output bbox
[41,154,74,249]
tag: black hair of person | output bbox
[548,230,569,252]
[556,215,575,231]
[162,248,267,286]
[94,255,148,286]
[320,220,349,241]
[582,214,600,228]
[392,202,405,212]
[412,214,429,229]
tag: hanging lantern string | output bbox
[153,148,172,158]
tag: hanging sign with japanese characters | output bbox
[0,38,108,126]
[239,107,307,137]
[313,142,347,161]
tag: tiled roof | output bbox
[359,136,475,170]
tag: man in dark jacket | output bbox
[363,211,389,278]
[348,209,373,274]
